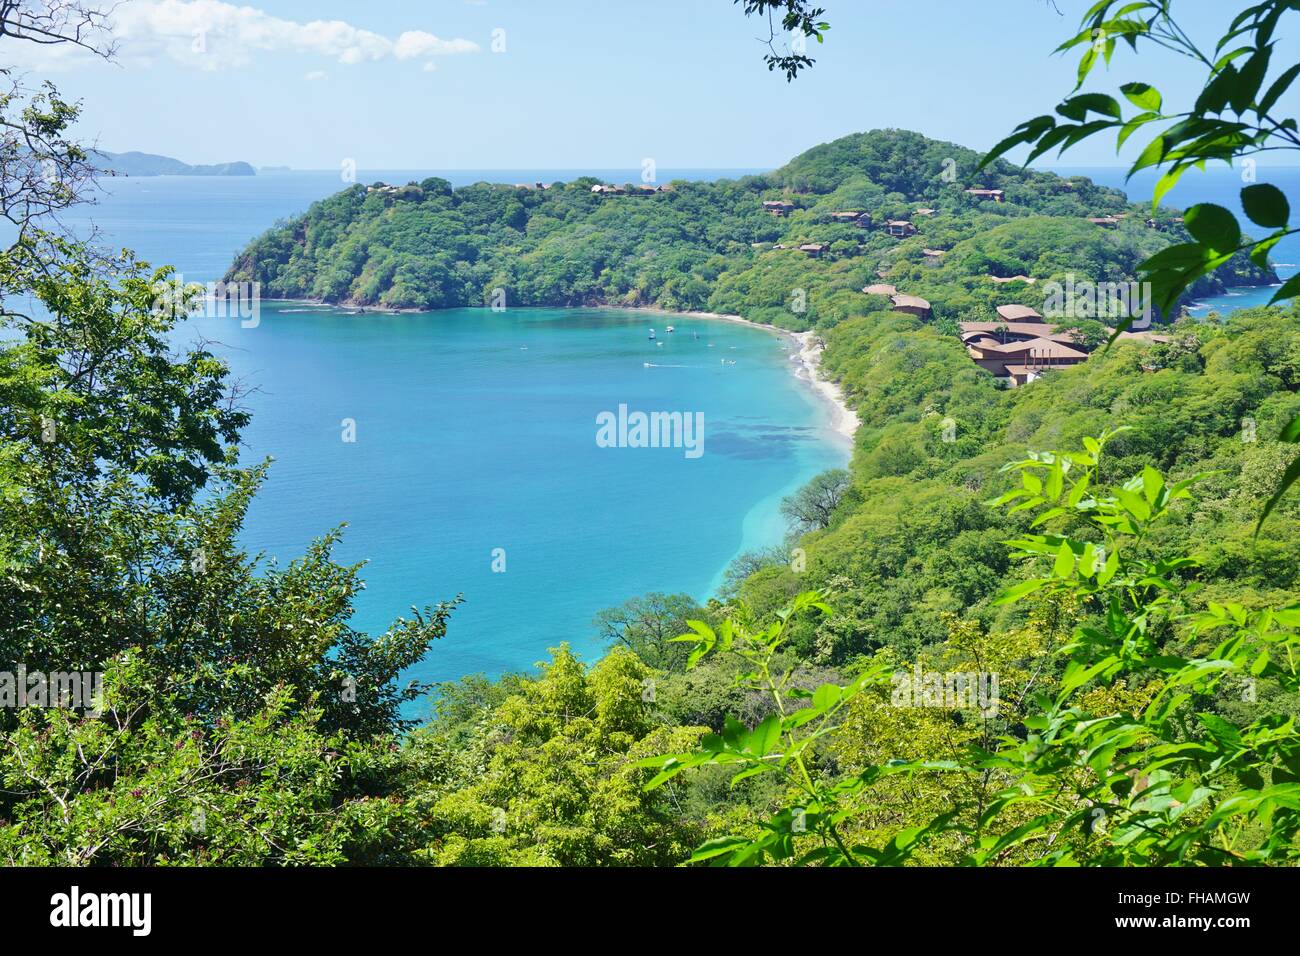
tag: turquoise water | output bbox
[184,304,846,698]
[23,168,850,701]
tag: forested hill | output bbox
[225,129,1272,325]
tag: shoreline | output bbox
[586,305,860,444]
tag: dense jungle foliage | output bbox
[225,129,1272,327]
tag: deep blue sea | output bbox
[54,169,850,707]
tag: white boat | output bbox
[648,328,656,339]
[666,325,675,333]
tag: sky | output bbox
[11,0,1300,171]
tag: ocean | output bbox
[53,169,846,707]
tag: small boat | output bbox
[648,328,656,339]
[656,341,664,346]
[666,325,675,333]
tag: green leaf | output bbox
[979,116,1056,169]
[1141,465,1163,505]
[1057,93,1123,121]
[1053,541,1076,578]
[1267,271,1300,306]
[1256,450,1300,535]
[688,836,750,862]
[1259,63,1300,115]
[1119,82,1162,111]
[1281,414,1300,444]
[1183,203,1241,251]
[1240,183,1289,228]
[993,578,1051,605]
[748,714,782,757]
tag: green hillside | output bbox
[226,129,1271,327]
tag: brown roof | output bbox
[994,337,1088,359]
[996,304,1043,322]
[960,321,1068,341]
[863,283,897,295]
[891,294,932,310]
[885,219,913,227]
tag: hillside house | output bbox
[965,188,1005,203]
[763,200,796,217]
[800,243,826,258]
[995,304,1044,324]
[884,219,916,238]
[831,210,872,227]
[890,294,932,319]
[966,336,1089,385]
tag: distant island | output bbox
[94,150,256,177]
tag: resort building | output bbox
[890,294,932,319]
[995,304,1044,323]
[884,219,917,237]
[965,336,1089,385]
[957,303,1168,386]
[799,243,826,258]
[831,210,872,227]
[763,200,796,217]
[989,274,1037,285]
[965,188,1005,202]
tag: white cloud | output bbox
[393,30,476,60]
[15,0,481,70]
[303,69,327,81]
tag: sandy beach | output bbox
[602,306,860,443]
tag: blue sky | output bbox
[21,0,1300,170]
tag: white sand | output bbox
[607,307,860,442]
